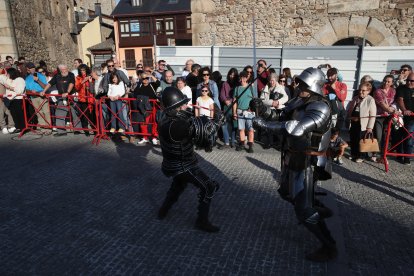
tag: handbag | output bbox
[359,132,379,152]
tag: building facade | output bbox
[112,0,192,75]
[192,0,414,47]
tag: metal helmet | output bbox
[296,67,326,96]
[161,86,190,110]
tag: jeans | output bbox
[109,100,126,130]
[222,111,236,145]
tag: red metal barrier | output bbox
[382,114,414,172]
[94,97,160,145]
[21,92,100,144]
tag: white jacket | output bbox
[260,84,289,109]
[108,81,125,98]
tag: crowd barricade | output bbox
[94,97,160,145]
[382,114,414,172]
[21,92,100,144]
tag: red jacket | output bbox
[322,81,347,105]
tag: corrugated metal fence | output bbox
[156,45,414,104]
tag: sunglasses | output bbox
[407,79,414,83]
[203,73,210,76]
[246,71,252,73]
[201,89,209,92]
[107,65,114,67]
[401,69,410,72]
[143,77,150,80]
[159,63,166,66]
[137,66,143,69]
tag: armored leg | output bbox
[158,174,188,219]
[188,167,220,232]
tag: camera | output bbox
[390,69,401,75]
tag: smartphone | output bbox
[391,69,401,75]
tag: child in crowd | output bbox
[107,72,126,133]
[195,85,214,118]
[329,127,348,165]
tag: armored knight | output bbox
[157,87,220,233]
[251,67,337,261]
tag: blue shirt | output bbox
[26,74,47,93]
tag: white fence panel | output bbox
[360,46,414,84]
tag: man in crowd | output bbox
[101,59,131,95]
[322,68,347,129]
[256,59,269,97]
[157,87,220,233]
[159,70,175,94]
[396,64,412,87]
[251,67,337,262]
[396,72,414,165]
[181,59,194,78]
[41,64,80,136]
[185,63,201,104]
[25,62,51,135]
[71,58,82,77]
[154,60,175,81]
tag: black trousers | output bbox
[9,99,25,130]
[162,166,219,220]
[77,102,96,130]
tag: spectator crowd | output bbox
[0,54,413,165]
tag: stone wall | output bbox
[10,0,78,69]
[192,0,414,46]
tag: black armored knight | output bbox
[251,67,337,262]
[157,87,220,232]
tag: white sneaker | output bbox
[337,157,343,165]
[2,128,9,134]
[138,138,149,144]
[8,127,16,133]
[152,138,159,145]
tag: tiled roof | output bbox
[111,0,190,17]
[88,38,115,51]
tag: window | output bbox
[125,49,136,69]
[142,49,153,67]
[186,16,191,33]
[156,19,164,35]
[120,18,150,37]
[132,0,143,6]
[165,18,174,35]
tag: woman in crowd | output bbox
[347,82,377,162]
[107,72,126,134]
[243,65,254,83]
[195,85,214,118]
[132,70,160,145]
[75,64,95,136]
[260,73,289,148]
[1,68,26,133]
[219,68,239,148]
[176,77,192,110]
[373,74,399,162]
[196,67,220,107]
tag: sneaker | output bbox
[8,127,16,133]
[152,138,159,145]
[52,128,57,132]
[118,128,124,133]
[109,128,116,133]
[333,157,338,162]
[2,128,9,134]
[354,158,364,163]
[138,138,149,144]
[336,157,343,165]
[370,156,377,162]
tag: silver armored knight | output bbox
[251,67,337,262]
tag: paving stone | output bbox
[0,133,412,275]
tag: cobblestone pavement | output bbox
[0,132,413,275]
